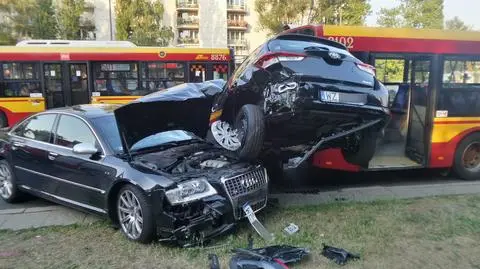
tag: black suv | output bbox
[209,34,391,170]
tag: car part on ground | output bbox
[210,33,391,172]
[242,202,275,242]
[209,253,221,269]
[229,245,310,269]
[321,244,360,265]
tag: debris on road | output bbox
[321,244,360,265]
[283,223,299,235]
[242,203,275,242]
[229,245,310,269]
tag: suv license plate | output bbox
[320,91,340,103]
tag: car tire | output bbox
[117,185,155,243]
[0,159,23,203]
[453,133,480,181]
[234,104,265,161]
[342,129,379,167]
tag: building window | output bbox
[178,30,199,44]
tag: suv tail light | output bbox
[356,62,376,76]
[254,52,305,69]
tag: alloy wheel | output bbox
[211,120,242,151]
[0,163,13,200]
[117,190,144,240]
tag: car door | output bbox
[9,113,59,193]
[48,114,114,212]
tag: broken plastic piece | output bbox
[208,253,220,269]
[321,244,360,265]
[284,223,299,235]
[229,245,310,269]
[242,203,275,242]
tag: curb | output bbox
[0,205,62,215]
[271,181,480,207]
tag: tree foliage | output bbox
[255,0,371,35]
[377,0,444,29]
[56,0,88,39]
[0,0,93,42]
[115,0,174,46]
[0,0,57,42]
[445,16,472,31]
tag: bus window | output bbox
[189,63,206,82]
[93,62,138,96]
[437,58,480,116]
[374,58,407,106]
[1,63,41,97]
[140,62,185,92]
[213,64,228,80]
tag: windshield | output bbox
[268,39,352,57]
[91,115,198,154]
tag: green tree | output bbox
[115,0,174,46]
[255,0,371,35]
[56,0,94,39]
[31,0,58,39]
[0,0,58,42]
[377,0,444,29]
[445,16,472,31]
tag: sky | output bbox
[366,0,480,29]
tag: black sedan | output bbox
[0,81,269,245]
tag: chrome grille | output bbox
[222,167,268,220]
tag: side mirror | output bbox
[72,143,99,155]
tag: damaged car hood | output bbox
[114,79,226,153]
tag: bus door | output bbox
[188,63,206,82]
[405,57,433,164]
[43,62,90,109]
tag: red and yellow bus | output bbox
[283,25,480,180]
[0,40,234,127]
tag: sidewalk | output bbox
[271,180,480,207]
[0,205,101,231]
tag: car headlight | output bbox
[165,178,217,205]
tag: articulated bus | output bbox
[0,40,234,127]
[283,25,480,180]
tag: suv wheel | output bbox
[342,129,379,167]
[212,104,265,161]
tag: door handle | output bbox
[48,152,58,160]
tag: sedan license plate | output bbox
[320,91,340,103]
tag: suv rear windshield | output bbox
[268,39,353,58]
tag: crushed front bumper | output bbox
[152,167,269,247]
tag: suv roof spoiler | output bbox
[274,33,348,50]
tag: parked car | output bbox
[209,33,391,170]
[0,81,269,245]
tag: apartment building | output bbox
[92,0,269,64]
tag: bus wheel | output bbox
[0,112,7,128]
[454,133,480,181]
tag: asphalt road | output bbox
[0,168,467,211]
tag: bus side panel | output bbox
[312,148,361,172]
[0,98,45,126]
[429,118,480,168]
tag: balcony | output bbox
[227,20,248,30]
[177,17,199,29]
[228,39,248,47]
[177,1,199,11]
[177,37,200,45]
[227,4,247,13]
